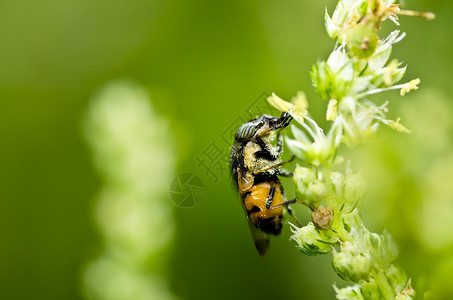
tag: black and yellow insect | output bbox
[230,112,296,256]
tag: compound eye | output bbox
[235,122,259,141]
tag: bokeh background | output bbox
[1,0,452,299]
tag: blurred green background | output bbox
[1,0,452,299]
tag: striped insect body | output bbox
[229,112,296,256]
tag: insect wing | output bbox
[241,200,269,257]
[246,216,269,256]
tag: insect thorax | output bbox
[242,135,281,175]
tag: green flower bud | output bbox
[293,166,326,209]
[327,171,345,212]
[290,223,337,256]
[344,172,366,213]
[326,169,366,214]
[286,115,342,167]
[334,284,364,300]
[311,61,335,100]
[360,279,381,299]
[308,181,328,203]
[344,22,378,59]
[330,210,362,241]
[294,165,316,185]
[366,230,399,266]
[311,49,354,100]
[385,264,408,294]
[332,242,371,282]
[340,210,362,233]
[330,172,344,193]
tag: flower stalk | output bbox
[268,0,434,298]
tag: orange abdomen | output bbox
[242,182,284,235]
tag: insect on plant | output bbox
[229,112,301,256]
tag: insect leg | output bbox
[275,131,284,155]
[253,155,295,175]
[265,187,276,209]
[269,199,302,227]
[276,168,293,177]
[269,198,296,209]
[286,204,302,227]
